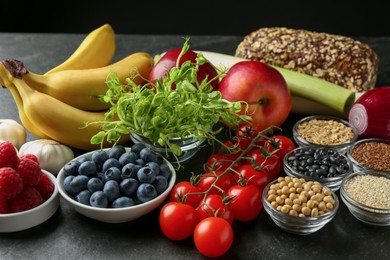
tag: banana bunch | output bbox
[0,24,154,151]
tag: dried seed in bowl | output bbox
[286,147,350,178]
[351,141,390,171]
[267,177,336,217]
[344,174,390,210]
[297,118,354,145]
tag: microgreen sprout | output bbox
[89,38,251,164]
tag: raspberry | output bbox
[35,172,54,201]
[20,154,40,165]
[17,157,42,187]
[0,141,19,169]
[0,167,23,199]
[0,195,9,214]
[9,187,43,213]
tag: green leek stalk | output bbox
[272,66,355,114]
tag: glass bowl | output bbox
[0,170,59,233]
[262,177,339,235]
[130,132,205,164]
[283,146,353,191]
[293,115,358,154]
[346,138,390,172]
[340,171,390,226]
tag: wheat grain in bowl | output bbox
[57,145,176,223]
[293,115,358,154]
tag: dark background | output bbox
[1,0,389,37]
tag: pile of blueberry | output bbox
[62,143,173,208]
[286,147,351,179]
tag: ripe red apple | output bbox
[219,61,291,129]
[148,48,219,90]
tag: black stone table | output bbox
[0,33,389,259]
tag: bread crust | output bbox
[235,27,379,92]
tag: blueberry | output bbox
[121,163,141,179]
[139,148,157,162]
[65,175,89,195]
[152,175,168,194]
[119,178,139,197]
[137,183,157,203]
[63,175,75,194]
[91,150,109,169]
[76,157,90,165]
[78,161,97,177]
[108,145,126,159]
[145,162,160,175]
[76,190,92,205]
[103,180,120,203]
[137,166,157,183]
[159,164,172,179]
[96,172,105,182]
[87,177,104,193]
[102,158,121,173]
[131,143,147,156]
[104,167,122,182]
[90,191,108,208]
[112,197,136,208]
[63,160,81,176]
[135,158,146,166]
[118,152,138,166]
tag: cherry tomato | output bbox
[248,149,282,180]
[206,153,240,172]
[159,202,199,241]
[198,171,236,194]
[193,217,234,258]
[196,194,234,224]
[235,164,270,192]
[236,124,264,139]
[170,181,203,208]
[226,184,263,222]
[271,135,296,160]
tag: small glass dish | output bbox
[346,138,390,172]
[340,171,390,226]
[262,178,339,235]
[293,115,358,154]
[130,132,205,164]
[283,146,353,191]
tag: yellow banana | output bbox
[45,24,116,74]
[0,66,49,138]
[2,52,153,111]
[1,83,50,139]
[8,74,130,151]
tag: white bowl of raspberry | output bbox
[0,170,59,233]
[56,145,176,223]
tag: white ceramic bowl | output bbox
[0,170,59,233]
[57,148,176,223]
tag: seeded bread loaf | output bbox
[235,27,379,92]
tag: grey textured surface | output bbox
[0,33,389,260]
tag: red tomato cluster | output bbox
[159,125,295,257]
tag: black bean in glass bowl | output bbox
[283,146,353,191]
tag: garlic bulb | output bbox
[0,119,26,149]
[19,139,74,175]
